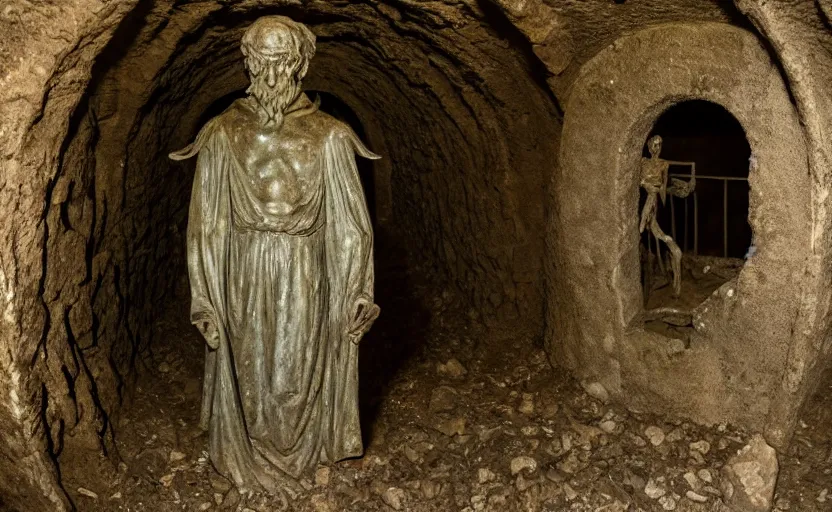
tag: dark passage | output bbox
[642,100,752,260]
[640,100,752,327]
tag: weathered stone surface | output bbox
[548,20,817,450]
[721,435,778,512]
[1,0,832,509]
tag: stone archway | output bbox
[547,22,811,447]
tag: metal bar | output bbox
[669,173,748,181]
[670,195,677,241]
[723,179,729,258]
[694,191,699,256]
[684,196,689,252]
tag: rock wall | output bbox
[735,0,832,447]
[1,0,831,510]
[0,1,558,509]
[549,21,810,447]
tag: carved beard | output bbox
[247,69,301,128]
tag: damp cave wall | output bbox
[0,0,561,509]
[1,1,832,511]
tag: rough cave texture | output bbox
[0,0,558,509]
[1,0,832,510]
[550,21,810,448]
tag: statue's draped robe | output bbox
[176,96,378,490]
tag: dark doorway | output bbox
[639,101,752,332]
[643,100,752,259]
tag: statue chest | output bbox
[229,129,324,216]
[640,159,667,189]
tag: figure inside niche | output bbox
[169,15,380,494]
[639,135,695,298]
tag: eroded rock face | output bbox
[1,0,832,510]
[721,435,779,512]
[548,19,816,449]
[2,1,558,509]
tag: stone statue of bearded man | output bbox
[169,16,380,492]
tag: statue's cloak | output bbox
[172,95,378,490]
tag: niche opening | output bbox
[639,100,752,335]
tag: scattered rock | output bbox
[223,488,242,510]
[429,386,458,413]
[666,428,685,443]
[210,473,233,493]
[515,472,537,492]
[382,487,406,510]
[315,466,330,487]
[169,450,187,463]
[77,487,98,499]
[421,480,441,499]
[403,444,421,464]
[599,420,617,433]
[697,468,713,483]
[435,416,467,437]
[645,478,667,499]
[582,381,610,403]
[198,502,212,511]
[623,469,645,491]
[518,393,535,415]
[690,440,711,455]
[563,483,579,501]
[310,494,334,512]
[159,473,175,487]
[520,425,539,436]
[683,472,701,492]
[721,434,778,512]
[818,488,829,503]
[436,358,467,379]
[544,466,565,483]
[645,426,665,446]
[686,490,708,503]
[658,495,677,510]
[556,451,587,474]
[477,468,496,484]
[510,456,537,475]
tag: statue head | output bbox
[647,135,662,158]
[647,135,663,157]
[241,16,316,127]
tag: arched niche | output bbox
[548,22,810,447]
[638,100,753,334]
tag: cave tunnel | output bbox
[2,1,832,511]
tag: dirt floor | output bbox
[642,255,743,339]
[59,264,831,512]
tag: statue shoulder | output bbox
[310,112,380,160]
[168,102,245,161]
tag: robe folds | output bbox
[172,95,379,491]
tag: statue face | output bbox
[241,17,316,127]
[648,135,663,157]
[244,51,303,127]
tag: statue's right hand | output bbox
[196,319,220,350]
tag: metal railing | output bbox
[668,172,748,258]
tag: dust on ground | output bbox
[62,276,831,512]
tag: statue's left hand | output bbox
[670,178,692,198]
[347,296,380,344]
